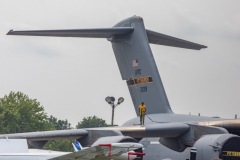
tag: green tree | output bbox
[48,115,72,130]
[46,116,108,151]
[0,91,53,134]
[76,115,108,128]
[43,139,74,152]
[43,115,73,152]
[45,116,108,152]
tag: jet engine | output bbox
[190,134,240,160]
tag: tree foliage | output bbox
[43,115,73,152]
[0,91,109,151]
[48,115,72,130]
[45,115,108,151]
[0,91,53,134]
[43,139,74,152]
[76,115,108,128]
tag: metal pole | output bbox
[111,104,115,126]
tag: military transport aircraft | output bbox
[3,16,240,160]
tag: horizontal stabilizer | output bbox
[7,27,134,38]
[146,29,207,50]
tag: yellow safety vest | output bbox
[139,105,146,115]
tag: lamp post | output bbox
[105,96,124,126]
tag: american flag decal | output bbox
[132,59,138,67]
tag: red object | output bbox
[128,152,145,156]
[99,144,112,147]
[99,144,112,160]
[128,152,145,160]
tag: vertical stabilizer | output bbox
[108,16,173,115]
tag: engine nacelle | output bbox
[191,134,240,160]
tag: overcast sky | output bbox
[1,0,240,127]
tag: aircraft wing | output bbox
[0,123,190,148]
[0,129,88,141]
[0,123,189,140]
[49,143,143,160]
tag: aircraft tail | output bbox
[7,16,206,115]
[108,16,206,115]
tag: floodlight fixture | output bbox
[117,97,124,105]
[105,96,124,126]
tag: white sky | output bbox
[0,0,240,127]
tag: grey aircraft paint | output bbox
[5,16,240,160]
[110,16,172,114]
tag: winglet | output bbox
[72,140,82,152]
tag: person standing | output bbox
[138,102,147,125]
